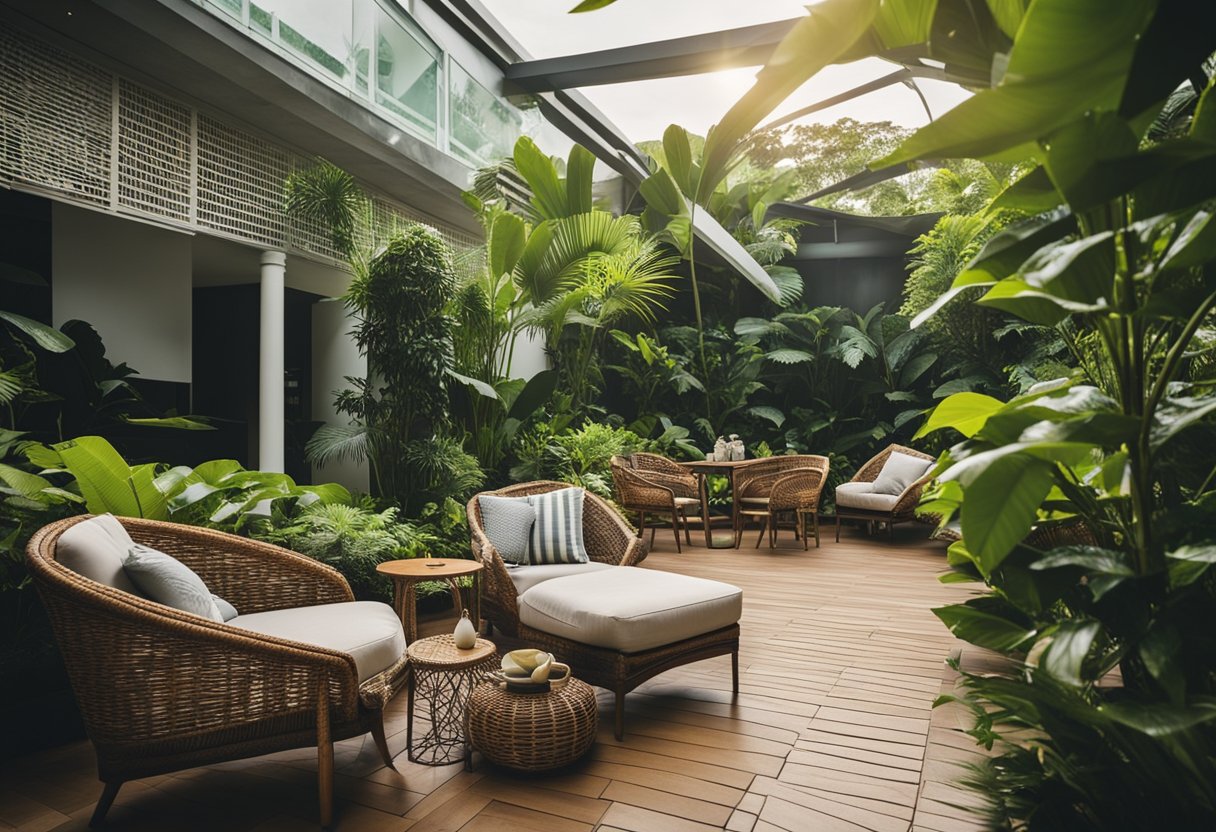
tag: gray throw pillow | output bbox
[479,495,536,565]
[527,487,589,565]
[213,594,239,621]
[124,544,224,622]
[871,452,934,496]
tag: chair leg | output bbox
[813,513,820,548]
[614,687,627,741]
[755,517,767,548]
[770,514,777,549]
[835,514,842,542]
[671,511,682,553]
[684,509,693,545]
[88,781,122,829]
[889,519,895,541]
[370,711,395,769]
[732,650,740,695]
[801,511,809,551]
[317,680,334,828]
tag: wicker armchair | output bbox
[834,444,936,541]
[26,516,408,828]
[611,454,704,552]
[733,455,830,549]
[467,482,738,739]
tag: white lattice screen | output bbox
[0,30,111,207]
[0,28,477,264]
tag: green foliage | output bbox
[510,420,646,500]
[256,502,434,603]
[820,0,1216,826]
[310,225,470,512]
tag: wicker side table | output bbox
[464,677,598,772]
[407,634,498,766]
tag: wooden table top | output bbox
[375,558,483,579]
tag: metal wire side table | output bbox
[406,634,498,766]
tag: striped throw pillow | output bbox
[526,487,590,565]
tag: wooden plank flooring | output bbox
[0,524,991,832]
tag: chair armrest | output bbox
[122,518,353,615]
[893,470,937,520]
[634,469,698,499]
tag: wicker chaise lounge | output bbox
[468,481,741,740]
[27,515,409,828]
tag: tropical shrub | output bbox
[308,226,484,512]
[256,501,435,603]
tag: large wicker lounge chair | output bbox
[27,515,408,828]
[834,444,936,541]
[468,482,741,740]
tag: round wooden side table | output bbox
[376,557,483,644]
[464,677,598,772]
[406,634,498,766]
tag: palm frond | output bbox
[285,159,370,258]
[305,423,372,467]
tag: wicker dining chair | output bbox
[733,455,831,549]
[26,516,408,829]
[834,444,936,541]
[610,454,704,553]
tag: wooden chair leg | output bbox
[370,711,395,769]
[835,514,842,542]
[614,687,626,740]
[88,781,122,828]
[813,513,820,548]
[317,680,334,828]
[801,511,809,550]
[671,511,682,553]
[755,518,767,548]
[732,650,740,695]
[770,514,777,548]
[684,509,693,545]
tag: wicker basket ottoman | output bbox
[464,677,598,772]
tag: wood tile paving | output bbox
[0,524,991,831]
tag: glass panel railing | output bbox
[449,59,521,167]
[373,4,441,142]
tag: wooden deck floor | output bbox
[0,524,990,832]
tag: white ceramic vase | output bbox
[453,609,477,649]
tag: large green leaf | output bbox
[514,137,567,220]
[51,436,166,519]
[915,391,1004,439]
[662,124,696,197]
[1101,700,1216,737]
[0,462,50,498]
[699,0,880,201]
[934,601,1037,651]
[507,369,558,421]
[0,311,74,353]
[1039,620,1101,686]
[565,144,596,214]
[880,0,1156,165]
[638,168,687,219]
[489,211,526,279]
[958,451,1056,572]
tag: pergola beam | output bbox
[504,18,800,92]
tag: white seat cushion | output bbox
[229,601,405,682]
[738,496,769,504]
[835,482,900,512]
[506,561,615,595]
[56,514,141,595]
[674,496,701,508]
[518,568,742,654]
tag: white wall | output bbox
[51,204,193,383]
[511,329,549,380]
[311,298,371,492]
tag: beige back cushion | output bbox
[55,514,141,595]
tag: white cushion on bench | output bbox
[518,568,742,654]
[507,560,615,595]
[56,514,141,595]
[229,601,405,682]
[835,482,900,512]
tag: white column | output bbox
[259,250,287,473]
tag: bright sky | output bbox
[479,0,971,144]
